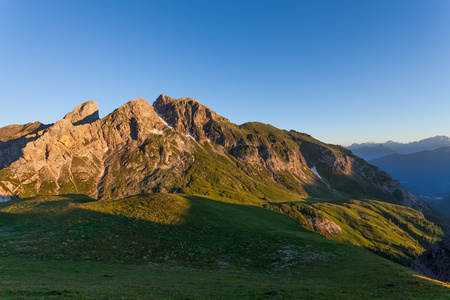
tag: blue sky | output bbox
[1,0,449,145]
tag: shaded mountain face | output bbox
[0,95,425,212]
[412,234,450,282]
[348,136,450,160]
[434,196,450,219]
[369,147,450,198]
[347,144,397,161]
[0,121,51,169]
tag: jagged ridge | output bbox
[0,94,426,208]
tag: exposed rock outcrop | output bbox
[63,100,99,125]
[412,234,450,282]
[307,216,342,237]
[153,94,229,141]
[0,122,50,169]
[0,195,11,202]
[0,97,193,200]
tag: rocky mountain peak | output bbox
[0,94,429,214]
[63,100,99,125]
[111,97,170,128]
[120,97,150,110]
[99,98,172,150]
[153,94,178,106]
[153,94,229,139]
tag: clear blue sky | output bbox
[1,0,449,145]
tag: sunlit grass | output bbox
[83,193,190,225]
[413,275,450,289]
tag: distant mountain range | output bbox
[367,147,450,218]
[347,136,450,160]
[369,147,450,197]
[347,137,450,217]
[434,195,450,220]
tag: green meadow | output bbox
[0,194,448,299]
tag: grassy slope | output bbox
[267,199,443,264]
[0,194,448,299]
[178,139,445,265]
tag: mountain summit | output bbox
[154,94,230,135]
[0,95,424,211]
[63,100,99,125]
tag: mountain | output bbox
[0,95,446,262]
[346,144,397,161]
[0,95,448,284]
[0,95,423,209]
[434,195,450,218]
[348,136,450,160]
[412,233,450,282]
[369,147,450,198]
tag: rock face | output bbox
[63,100,99,125]
[0,94,426,213]
[307,216,342,238]
[153,95,230,141]
[0,121,50,169]
[412,234,450,282]
[0,196,11,202]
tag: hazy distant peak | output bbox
[348,135,450,160]
[418,135,450,143]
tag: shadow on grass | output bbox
[0,193,332,269]
[0,193,449,299]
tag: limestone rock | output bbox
[63,100,99,125]
[307,216,342,237]
[0,122,50,169]
[153,94,229,140]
